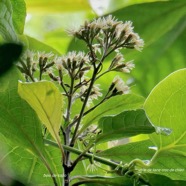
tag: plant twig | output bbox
[44,139,122,169]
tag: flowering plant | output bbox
[0,1,186,186]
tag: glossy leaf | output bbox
[144,69,186,180]
[18,81,63,142]
[80,94,145,134]
[0,0,17,41]
[97,109,156,143]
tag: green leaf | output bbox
[18,81,63,143]
[10,0,26,34]
[144,68,186,180]
[97,109,156,143]
[80,94,145,134]
[97,139,154,163]
[0,134,63,185]
[0,68,59,184]
[0,68,44,155]
[26,35,61,55]
[0,0,18,41]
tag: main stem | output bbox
[70,67,98,146]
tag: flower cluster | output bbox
[17,51,55,81]
[68,15,144,52]
[55,51,90,79]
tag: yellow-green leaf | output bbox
[18,81,63,142]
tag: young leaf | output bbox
[18,81,63,143]
[96,109,156,144]
[80,94,144,134]
[144,68,186,180]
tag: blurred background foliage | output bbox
[23,0,186,97]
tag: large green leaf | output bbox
[97,109,155,143]
[0,0,18,41]
[0,134,63,186]
[80,94,144,134]
[18,81,63,143]
[10,0,26,34]
[0,69,44,155]
[144,69,186,180]
[0,68,59,183]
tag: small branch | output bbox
[44,139,122,169]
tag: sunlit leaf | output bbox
[144,68,186,180]
[18,81,63,143]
